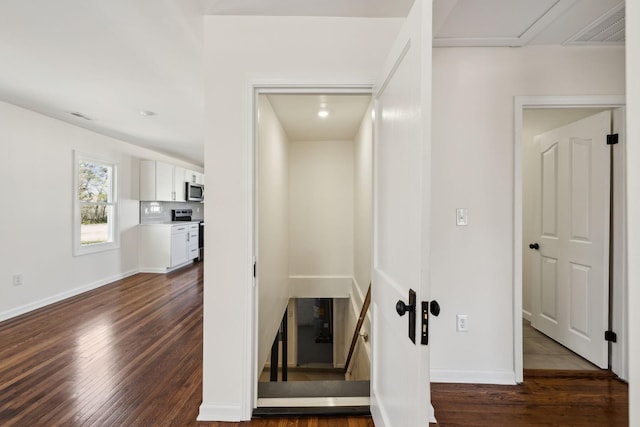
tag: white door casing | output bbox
[370,0,433,426]
[610,107,627,380]
[531,111,611,368]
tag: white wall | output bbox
[0,100,201,321]
[430,46,625,383]
[349,102,373,378]
[521,108,608,319]
[625,2,639,424]
[289,140,354,286]
[353,103,373,302]
[202,15,402,420]
[257,96,290,371]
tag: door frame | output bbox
[246,80,374,411]
[513,95,626,383]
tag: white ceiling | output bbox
[0,0,625,167]
[433,0,624,47]
[265,94,372,141]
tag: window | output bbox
[74,152,119,255]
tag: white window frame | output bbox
[73,151,120,256]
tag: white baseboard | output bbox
[0,269,139,322]
[522,309,532,322]
[139,267,169,274]
[139,260,196,274]
[430,369,516,385]
[197,404,245,422]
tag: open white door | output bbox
[370,0,433,426]
[530,110,611,368]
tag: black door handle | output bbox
[396,289,416,344]
[396,300,414,316]
[430,300,440,317]
[529,243,540,250]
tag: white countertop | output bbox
[139,221,202,226]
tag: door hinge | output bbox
[606,134,619,145]
[605,330,617,342]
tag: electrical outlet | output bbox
[13,273,23,287]
[456,314,468,332]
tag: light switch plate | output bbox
[456,208,468,226]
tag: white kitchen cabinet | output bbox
[174,166,187,202]
[140,160,189,202]
[188,223,199,260]
[139,223,199,272]
[170,224,190,266]
[186,170,204,185]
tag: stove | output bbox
[171,209,193,221]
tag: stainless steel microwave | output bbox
[186,182,204,202]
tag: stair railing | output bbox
[344,283,371,374]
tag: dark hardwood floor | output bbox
[0,263,628,426]
[431,370,628,426]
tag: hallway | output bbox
[523,320,600,370]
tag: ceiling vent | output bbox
[565,3,625,45]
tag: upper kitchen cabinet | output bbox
[186,170,204,185]
[140,160,186,202]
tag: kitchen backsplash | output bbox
[140,201,204,224]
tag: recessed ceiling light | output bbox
[140,110,157,117]
[318,110,329,118]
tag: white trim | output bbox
[289,276,352,298]
[611,107,628,381]
[73,150,120,256]
[513,95,626,384]
[247,80,375,417]
[257,397,370,407]
[138,268,168,274]
[351,277,373,325]
[352,277,366,305]
[242,78,257,419]
[197,404,244,422]
[138,260,196,274]
[430,369,516,385]
[0,269,139,322]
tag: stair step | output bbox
[253,405,370,417]
[258,380,370,399]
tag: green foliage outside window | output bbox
[75,155,116,249]
[78,161,111,225]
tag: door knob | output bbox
[430,300,440,317]
[396,300,415,316]
[529,243,540,250]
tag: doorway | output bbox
[296,298,334,366]
[254,90,374,412]
[514,96,627,383]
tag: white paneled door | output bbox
[530,111,611,368]
[370,0,433,426]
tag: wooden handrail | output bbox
[344,283,371,374]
